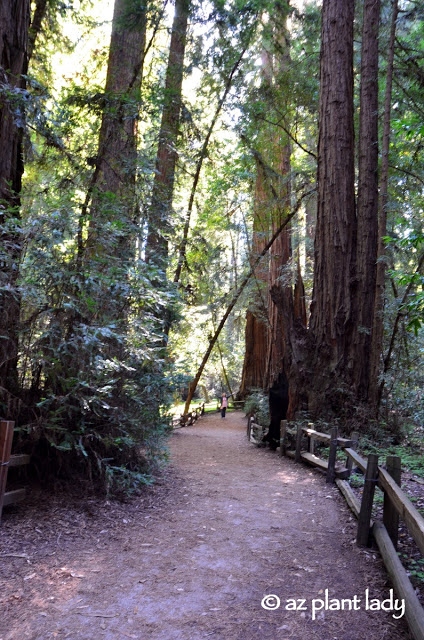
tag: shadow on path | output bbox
[0,412,412,640]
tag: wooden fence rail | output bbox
[273,419,424,640]
[279,421,356,482]
[172,403,205,429]
[0,420,30,523]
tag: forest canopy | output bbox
[1,0,424,494]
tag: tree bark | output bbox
[352,0,381,400]
[308,0,356,414]
[145,0,190,270]
[0,0,31,406]
[238,156,270,397]
[87,0,147,252]
[369,0,399,410]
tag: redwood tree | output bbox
[307,0,356,416]
[145,0,190,270]
[0,0,31,407]
[238,156,271,396]
[87,0,147,251]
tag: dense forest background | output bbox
[1,0,424,495]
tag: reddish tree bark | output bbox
[0,0,31,404]
[308,0,356,414]
[182,192,307,415]
[239,157,270,396]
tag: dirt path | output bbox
[0,412,413,640]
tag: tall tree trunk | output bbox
[0,0,31,408]
[262,5,297,437]
[87,0,147,253]
[352,0,381,400]
[264,137,293,434]
[60,0,148,392]
[145,0,190,270]
[238,156,270,397]
[308,0,356,415]
[369,0,399,410]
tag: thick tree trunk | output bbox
[238,310,268,395]
[0,0,31,406]
[238,157,270,396]
[265,142,293,435]
[145,0,190,270]
[308,0,356,415]
[87,0,147,252]
[262,9,298,436]
[240,15,293,403]
[369,0,399,410]
[265,145,291,391]
[352,0,380,401]
[60,0,147,391]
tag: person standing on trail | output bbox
[220,392,228,419]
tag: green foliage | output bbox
[403,556,424,588]
[386,233,424,334]
[243,389,270,427]
[13,190,180,494]
[4,0,424,496]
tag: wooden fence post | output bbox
[247,415,252,440]
[280,420,287,457]
[357,453,379,547]
[307,422,315,455]
[0,421,15,523]
[383,455,401,549]
[346,431,359,478]
[295,423,303,463]
[326,426,338,484]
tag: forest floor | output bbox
[0,411,414,640]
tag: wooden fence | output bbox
[172,402,205,429]
[0,420,30,523]
[270,419,424,640]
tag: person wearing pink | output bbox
[220,392,228,418]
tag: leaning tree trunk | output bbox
[182,194,306,415]
[145,0,190,271]
[352,0,381,401]
[28,0,48,61]
[308,0,356,416]
[0,0,31,409]
[173,44,248,287]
